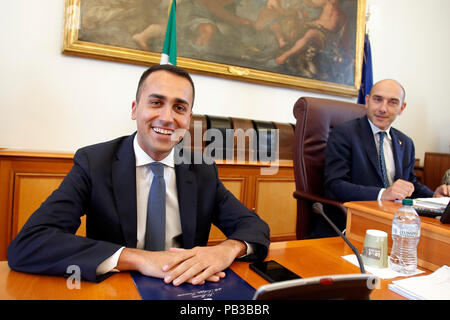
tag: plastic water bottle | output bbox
[389,198,421,274]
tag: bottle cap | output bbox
[402,198,413,206]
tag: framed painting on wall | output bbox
[63,0,366,96]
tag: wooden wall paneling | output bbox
[254,177,297,242]
[216,162,255,207]
[11,173,87,240]
[0,152,74,260]
[215,161,297,242]
[0,159,14,260]
[208,177,247,244]
[12,173,65,238]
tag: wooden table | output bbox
[0,237,420,300]
[345,201,450,271]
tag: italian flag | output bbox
[160,0,177,65]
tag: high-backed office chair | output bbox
[292,97,367,239]
[206,115,233,160]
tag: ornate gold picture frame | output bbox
[63,0,366,97]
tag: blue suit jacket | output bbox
[7,133,270,282]
[324,116,433,202]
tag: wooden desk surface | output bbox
[0,237,420,300]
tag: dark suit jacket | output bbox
[8,133,270,282]
[324,115,433,202]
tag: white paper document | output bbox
[414,197,449,208]
[341,254,424,279]
[388,265,450,300]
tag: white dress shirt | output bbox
[134,137,183,250]
[96,136,182,275]
[367,119,395,200]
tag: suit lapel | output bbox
[112,134,138,248]
[175,163,197,249]
[360,116,382,179]
[390,129,404,180]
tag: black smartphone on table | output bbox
[250,260,301,283]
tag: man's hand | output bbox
[380,179,414,200]
[115,248,180,279]
[162,239,246,286]
[433,184,450,197]
[114,239,246,286]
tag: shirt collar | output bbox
[367,118,392,140]
[133,135,175,168]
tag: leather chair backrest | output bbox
[293,97,367,198]
[274,122,295,160]
[206,115,233,160]
[188,114,207,154]
[230,117,257,162]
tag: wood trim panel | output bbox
[12,173,66,239]
[0,152,74,260]
[220,176,247,204]
[208,177,247,244]
[10,173,87,240]
[254,177,297,242]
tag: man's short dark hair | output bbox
[135,64,195,107]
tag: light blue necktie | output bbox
[144,162,166,251]
[378,131,390,189]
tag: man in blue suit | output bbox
[322,79,449,232]
[8,64,270,285]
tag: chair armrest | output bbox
[293,190,347,216]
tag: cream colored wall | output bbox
[366,0,450,163]
[1,0,449,163]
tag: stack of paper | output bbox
[414,197,449,209]
[388,265,450,300]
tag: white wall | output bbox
[366,0,450,164]
[1,0,449,163]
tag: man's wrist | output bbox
[115,247,143,272]
[96,247,125,275]
[221,239,247,258]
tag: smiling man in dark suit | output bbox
[322,79,449,232]
[7,64,270,285]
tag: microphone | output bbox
[312,202,366,274]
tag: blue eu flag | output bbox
[357,34,373,105]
